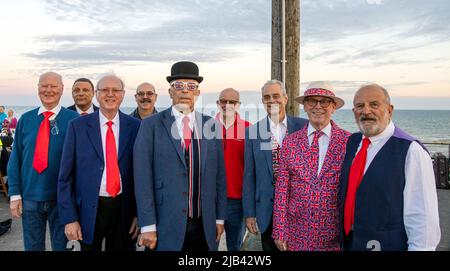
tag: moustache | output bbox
[140,99,153,103]
[359,115,377,121]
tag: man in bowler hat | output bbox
[134,61,227,251]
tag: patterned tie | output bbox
[106,121,120,197]
[271,139,281,187]
[310,130,324,174]
[344,137,371,235]
[32,111,54,173]
[182,116,192,150]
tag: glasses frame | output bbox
[170,81,199,91]
[304,97,335,109]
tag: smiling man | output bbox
[7,72,79,251]
[338,83,441,251]
[242,80,308,251]
[58,75,141,251]
[272,81,350,251]
[68,78,99,115]
[130,82,158,120]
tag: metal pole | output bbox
[281,0,286,84]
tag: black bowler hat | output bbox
[166,61,203,83]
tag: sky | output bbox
[0,0,449,110]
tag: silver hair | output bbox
[38,72,63,85]
[96,74,125,90]
[358,83,391,104]
[261,80,286,95]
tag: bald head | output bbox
[137,82,156,93]
[355,83,391,105]
[219,88,240,102]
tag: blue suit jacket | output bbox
[133,107,227,251]
[242,115,308,233]
[57,111,141,245]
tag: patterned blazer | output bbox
[272,121,350,251]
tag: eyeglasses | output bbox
[170,81,199,91]
[97,88,124,95]
[136,91,155,97]
[217,99,240,105]
[304,98,334,108]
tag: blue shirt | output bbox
[0,112,7,124]
[7,106,79,201]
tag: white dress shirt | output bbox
[355,121,441,251]
[98,111,123,197]
[307,122,332,174]
[75,104,95,115]
[10,105,62,201]
[141,107,224,234]
[268,116,288,147]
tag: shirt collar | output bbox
[99,110,120,127]
[75,104,95,114]
[171,106,196,126]
[268,115,287,130]
[363,121,395,146]
[307,122,332,138]
[215,112,239,129]
[38,105,62,120]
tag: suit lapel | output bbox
[86,111,104,162]
[195,112,208,178]
[261,117,274,176]
[118,111,131,161]
[161,108,187,169]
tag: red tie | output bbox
[106,121,120,197]
[344,137,371,235]
[182,116,192,150]
[33,111,54,174]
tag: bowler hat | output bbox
[166,61,203,83]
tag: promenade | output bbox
[0,189,449,251]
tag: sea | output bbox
[5,105,450,155]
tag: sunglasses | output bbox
[304,98,334,108]
[170,81,199,91]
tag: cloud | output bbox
[25,0,270,68]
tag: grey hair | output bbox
[261,80,286,95]
[96,74,125,90]
[358,83,391,104]
[39,72,63,85]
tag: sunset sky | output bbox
[0,0,449,109]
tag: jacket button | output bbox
[270,198,274,202]
[182,192,188,196]
[100,167,104,171]
[182,209,187,213]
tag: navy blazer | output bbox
[133,107,227,251]
[67,104,99,112]
[242,115,308,233]
[57,111,141,245]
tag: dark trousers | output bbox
[182,217,209,251]
[224,198,245,251]
[261,219,279,252]
[80,196,134,251]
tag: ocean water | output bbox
[5,105,450,154]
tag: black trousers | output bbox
[182,217,209,251]
[80,196,135,251]
[261,219,280,252]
